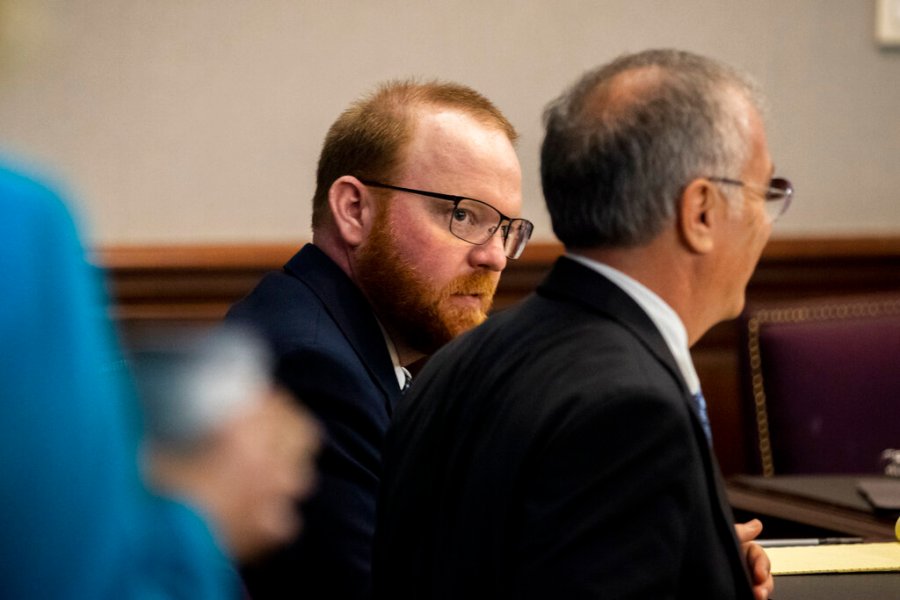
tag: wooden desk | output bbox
[772,572,900,599]
[727,475,898,540]
[728,475,900,600]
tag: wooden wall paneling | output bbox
[95,236,900,475]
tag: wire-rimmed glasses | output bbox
[708,176,794,222]
[359,179,534,259]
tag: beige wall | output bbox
[1,0,898,245]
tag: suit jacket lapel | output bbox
[538,257,688,392]
[538,257,751,587]
[284,244,402,413]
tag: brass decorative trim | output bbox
[745,296,900,477]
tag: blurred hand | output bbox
[150,386,321,561]
[735,519,774,600]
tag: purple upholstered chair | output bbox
[740,294,900,476]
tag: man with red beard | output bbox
[225,80,531,600]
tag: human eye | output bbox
[451,205,478,226]
[448,198,500,242]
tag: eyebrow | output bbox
[360,180,522,221]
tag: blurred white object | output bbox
[133,326,272,448]
[882,449,900,477]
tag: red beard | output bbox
[354,209,497,355]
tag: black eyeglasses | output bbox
[359,180,534,259]
[707,177,794,222]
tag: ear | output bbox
[328,176,374,247]
[678,178,717,254]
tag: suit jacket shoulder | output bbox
[227,243,399,599]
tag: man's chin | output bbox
[395,308,487,356]
[444,310,489,339]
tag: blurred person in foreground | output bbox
[226,79,530,598]
[375,49,789,599]
[0,162,318,598]
[132,326,321,563]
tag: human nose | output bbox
[469,230,507,272]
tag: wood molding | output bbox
[92,234,900,271]
[759,235,900,259]
[91,240,567,270]
[93,243,300,270]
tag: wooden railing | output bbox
[93,236,900,475]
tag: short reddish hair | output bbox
[311,79,517,229]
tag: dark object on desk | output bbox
[732,474,879,511]
[739,294,900,476]
[858,478,900,512]
[728,474,898,540]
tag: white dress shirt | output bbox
[377,320,411,390]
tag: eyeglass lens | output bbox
[357,179,533,259]
[765,177,793,221]
[502,219,534,260]
[708,176,793,222]
[450,198,533,259]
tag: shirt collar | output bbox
[566,253,701,394]
[375,319,411,390]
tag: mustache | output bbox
[442,272,498,298]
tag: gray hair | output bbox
[540,49,766,248]
[132,326,273,450]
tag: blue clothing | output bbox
[0,164,238,599]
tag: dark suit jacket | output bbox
[226,244,401,600]
[374,257,753,599]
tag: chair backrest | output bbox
[739,294,900,476]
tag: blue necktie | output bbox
[693,389,712,443]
